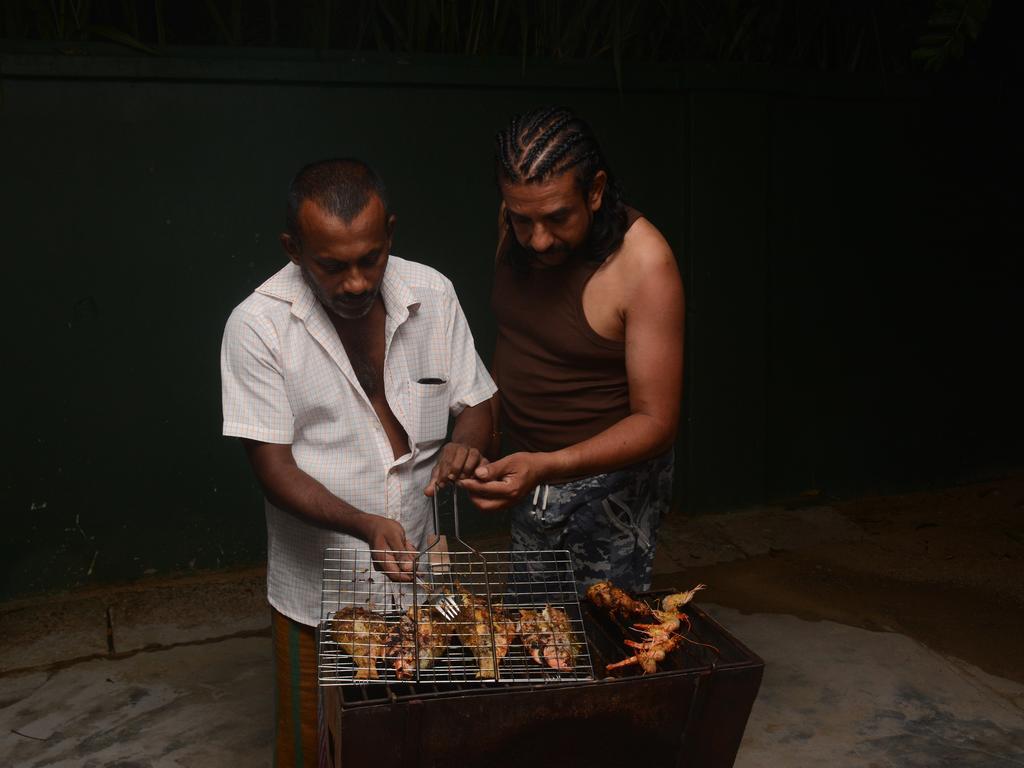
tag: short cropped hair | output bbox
[285,158,390,248]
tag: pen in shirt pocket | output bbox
[417,377,446,385]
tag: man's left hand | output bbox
[458,451,547,511]
[425,441,489,496]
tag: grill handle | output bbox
[427,485,475,554]
[424,488,500,677]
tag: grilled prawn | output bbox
[661,584,706,613]
[587,580,707,675]
[606,626,684,675]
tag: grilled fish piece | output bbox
[585,580,654,622]
[382,606,452,680]
[517,605,579,672]
[331,607,387,680]
[454,585,517,679]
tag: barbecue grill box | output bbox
[323,592,763,768]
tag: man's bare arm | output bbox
[425,399,492,496]
[242,439,415,579]
[546,243,683,477]
[461,241,684,509]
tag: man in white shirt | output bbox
[220,158,495,766]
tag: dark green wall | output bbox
[2,49,1020,599]
[0,51,687,598]
[681,79,1022,511]
[760,88,1023,500]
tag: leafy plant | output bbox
[0,0,994,75]
[913,0,991,70]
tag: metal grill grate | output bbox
[317,546,595,685]
[317,490,595,685]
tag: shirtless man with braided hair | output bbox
[460,106,685,593]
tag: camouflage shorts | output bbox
[510,451,674,594]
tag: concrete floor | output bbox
[3,477,1024,767]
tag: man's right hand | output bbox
[241,440,417,583]
[356,513,416,582]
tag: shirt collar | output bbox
[255,258,420,323]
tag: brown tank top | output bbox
[491,209,642,453]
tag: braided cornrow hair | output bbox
[494,106,627,268]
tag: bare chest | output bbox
[332,315,410,459]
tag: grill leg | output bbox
[324,688,342,767]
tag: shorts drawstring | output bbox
[530,483,551,520]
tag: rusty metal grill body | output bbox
[324,592,764,768]
[317,491,595,685]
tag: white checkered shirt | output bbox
[221,256,496,626]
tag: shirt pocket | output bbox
[410,379,450,445]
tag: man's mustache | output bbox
[530,246,569,257]
[334,293,373,306]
